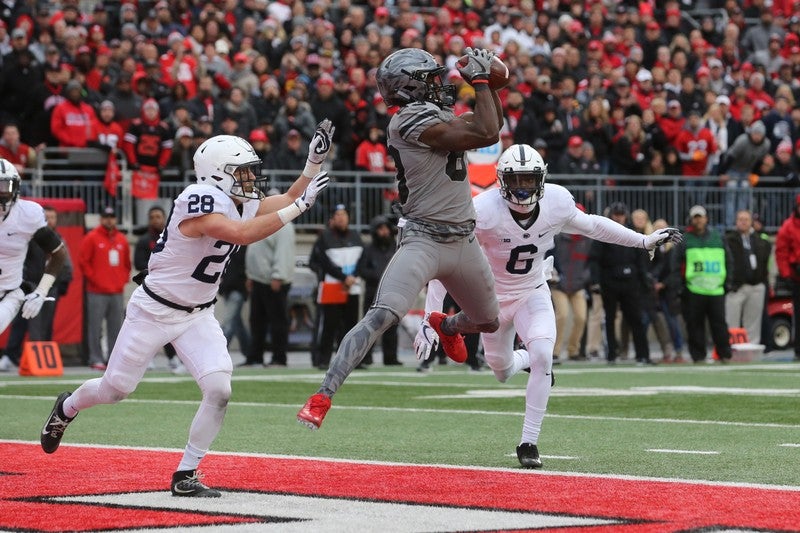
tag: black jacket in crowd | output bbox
[357,216,397,304]
[724,229,772,290]
[588,238,651,293]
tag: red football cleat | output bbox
[428,312,468,363]
[297,393,331,430]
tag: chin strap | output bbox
[506,201,537,214]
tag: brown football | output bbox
[456,54,510,90]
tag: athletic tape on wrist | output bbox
[37,273,56,295]
[303,161,321,179]
[277,201,303,225]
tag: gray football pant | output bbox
[320,231,497,396]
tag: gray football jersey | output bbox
[387,101,475,226]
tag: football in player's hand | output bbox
[457,55,510,90]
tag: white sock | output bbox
[521,407,546,445]
[177,443,206,472]
[511,349,530,375]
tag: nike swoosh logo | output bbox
[172,485,198,494]
[538,232,548,238]
[7,232,15,236]
[422,325,435,342]
[468,235,476,243]
[545,372,551,376]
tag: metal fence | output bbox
[29,147,796,234]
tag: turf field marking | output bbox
[3,394,800,430]
[419,387,657,398]
[51,491,624,531]
[646,449,721,455]
[634,385,800,396]
[5,438,800,493]
[779,443,800,447]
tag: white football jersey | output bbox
[146,184,259,307]
[0,199,46,291]
[474,184,578,302]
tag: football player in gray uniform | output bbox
[298,47,505,429]
[416,144,682,468]
[40,122,335,498]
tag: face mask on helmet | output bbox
[377,49,456,108]
[496,144,547,213]
[193,135,265,202]
[0,160,21,217]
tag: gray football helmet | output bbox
[376,49,455,108]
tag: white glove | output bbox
[457,47,494,84]
[295,171,329,213]
[643,227,683,260]
[542,255,555,281]
[414,313,440,361]
[21,290,54,319]
[307,119,335,165]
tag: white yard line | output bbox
[3,394,800,430]
[647,449,720,455]
[3,438,799,492]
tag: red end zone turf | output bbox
[1,441,798,531]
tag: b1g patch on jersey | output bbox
[2,442,799,531]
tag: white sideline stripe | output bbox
[647,449,720,455]
[3,438,800,493]
[4,394,800,430]
[779,443,800,447]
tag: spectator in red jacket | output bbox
[90,100,125,152]
[78,206,131,370]
[674,105,717,184]
[775,194,800,361]
[354,123,388,173]
[0,123,36,178]
[50,80,97,148]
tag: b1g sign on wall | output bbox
[466,139,503,165]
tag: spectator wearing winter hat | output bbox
[719,120,772,227]
[51,80,98,148]
[89,100,125,154]
[309,74,352,169]
[761,96,795,150]
[123,98,173,202]
[675,105,717,206]
[168,125,196,177]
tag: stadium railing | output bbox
[30,147,795,235]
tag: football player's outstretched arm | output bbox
[421,49,500,152]
[563,207,682,258]
[257,119,335,216]
[183,172,330,245]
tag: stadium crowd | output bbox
[1,0,800,192]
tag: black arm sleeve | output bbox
[32,226,63,254]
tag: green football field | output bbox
[2,358,800,487]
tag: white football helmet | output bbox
[193,135,265,201]
[0,158,21,216]
[496,144,547,212]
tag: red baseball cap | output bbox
[568,135,583,148]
